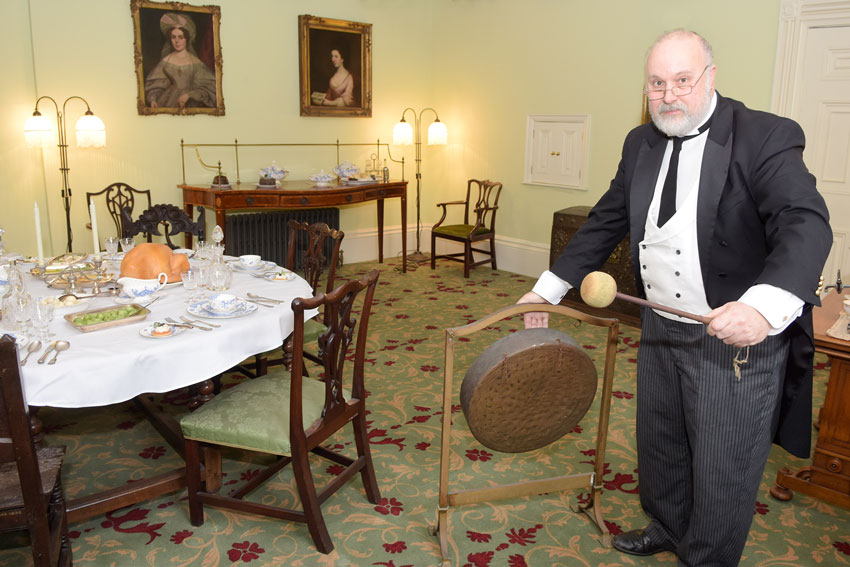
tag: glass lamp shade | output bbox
[24,113,54,148]
[427,120,447,145]
[75,113,106,148]
[393,120,413,146]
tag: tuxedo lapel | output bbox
[629,135,667,247]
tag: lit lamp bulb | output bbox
[75,111,106,148]
[24,111,53,148]
[393,118,413,146]
[427,119,447,145]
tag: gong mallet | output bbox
[580,271,712,324]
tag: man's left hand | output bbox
[705,302,771,347]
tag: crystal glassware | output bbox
[104,236,119,258]
[32,296,55,340]
[181,269,199,303]
[208,261,232,292]
[211,225,224,246]
[120,237,136,254]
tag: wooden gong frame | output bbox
[430,303,619,566]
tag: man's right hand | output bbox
[517,291,550,328]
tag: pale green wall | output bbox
[1,0,780,262]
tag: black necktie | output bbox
[657,117,713,227]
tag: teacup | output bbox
[238,254,262,269]
[208,292,239,314]
[117,272,168,299]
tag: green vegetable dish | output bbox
[73,306,138,326]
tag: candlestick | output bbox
[90,201,100,256]
[34,202,45,264]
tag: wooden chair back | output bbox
[0,335,71,566]
[123,203,206,248]
[86,182,152,238]
[285,220,344,295]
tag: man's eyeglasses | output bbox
[644,65,710,101]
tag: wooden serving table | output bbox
[180,179,408,272]
[771,289,850,509]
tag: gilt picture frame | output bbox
[131,0,225,115]
[299,14,372,117]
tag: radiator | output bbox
[224,208,340,269]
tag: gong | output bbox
[460,328,598,453]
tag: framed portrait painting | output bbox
[131,0,225,115]
[299,15,372,117]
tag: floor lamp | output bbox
[393,107,447,264]
[24,95,106,253]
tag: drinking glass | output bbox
[104,236,120,258]
[181,269,199,303]
[196,261,211,299]
[32,296,54,340]
[11,291,33,333]
[120,237,136,254]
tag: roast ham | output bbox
[120,243,189,283]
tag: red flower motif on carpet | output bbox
[414,406,430,411]
[415,442,430,450]
[384,361,396,366]
[327,464,345,475]
[466,449,493,462]
[395,314,409,319]
[374,561,415,567]
[604,520,623,536]
[464,551,494,566]
[409,415,431,423]
[100,507,165,544]
[170,530,193,544]
[368,428,406,451]
[507,555,528,567]
[241,469,260,482]
[754,501,769,515]
[383,541,407,553]
[466,530,491,543]
[139,446,166,460]
[456,305,468,310]
[227,541,265,562]
[612,391,634,399]
[834,541,850,555]
[506,525,541,546]
[420,365,439,372]
[375,497,404,516]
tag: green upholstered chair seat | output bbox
[180,372,349,456]
[432,224,491,238]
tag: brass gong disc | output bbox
[460,328,598,453]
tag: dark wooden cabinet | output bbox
[550,206,641,327]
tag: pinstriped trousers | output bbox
[636,309,789,567]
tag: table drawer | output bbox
[218,194,280,208]
[279,192,364,207]
[363,186,400,200]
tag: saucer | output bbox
[187,299,258,319]
[263,269,296,281]
[139,324,187,339]
[115,291,163,304]
[229,260,278,272]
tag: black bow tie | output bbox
[657,115,714,227]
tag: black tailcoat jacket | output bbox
[551,93,832,458]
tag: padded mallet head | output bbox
[580,271,617,308]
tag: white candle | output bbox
[90,201,100,256]
[34,202,44,264]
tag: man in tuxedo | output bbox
[518,30,831,567]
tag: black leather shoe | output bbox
[612,529,668,556]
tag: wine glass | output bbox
[104,236,119,259]
[32,296,55,341]
[120,237,135,254]
[181,269,199,303]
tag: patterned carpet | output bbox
[3,259,849,566]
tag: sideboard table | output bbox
[181,179,408,272]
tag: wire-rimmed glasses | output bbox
[644,65,709,101]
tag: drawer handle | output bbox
[346,194,353,202]
[301,197,309,205]
[379,190,386,197]
[827,458,843,473]
[246,196,254,206]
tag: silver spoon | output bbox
[47,340,70,365]
[247,293,283,304]
[20,340,42,366]
[37,341,58,364]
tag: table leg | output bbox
[401,192,407,273]
[377,199,385,263]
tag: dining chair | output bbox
[86,182,152,238]
[122,203,206,249]
[180,269,382,554]
[430,179,503,278]
[0,335,72,567]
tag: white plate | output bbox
[139,324,187,339]
[229,260,278,272]
[49,295,93,311]
[115,291,164,304]
[187,299,258,319]
[263,269,296,281]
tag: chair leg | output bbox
[430,233,437,270]
[185,440,206,526]
[463,242,472,278]
[283,336,295,372]
[292,450,333,554]
[490,235,497,270]
[352,412,381,503]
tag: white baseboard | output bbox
[340,225,549,277]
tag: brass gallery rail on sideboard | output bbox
[180,179,408,273]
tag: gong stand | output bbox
[431,303,619,566]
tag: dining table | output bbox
[1,253,316,523]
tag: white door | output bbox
[792,24,850,280]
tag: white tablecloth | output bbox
[3,258,315,408]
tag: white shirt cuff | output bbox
[532,270,573,305]
[738,283,804,335]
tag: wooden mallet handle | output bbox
[580,271,711,325]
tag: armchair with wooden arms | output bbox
[0,335,72,567]
[431,178,503,278]
[122,203,206,249]
[86,182,152,238]
[180,270,381,554]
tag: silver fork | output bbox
[181,316,219,329]
[162,318,194,329]
[167,316,211,331]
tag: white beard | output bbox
[650,83,713,137]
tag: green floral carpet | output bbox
[3,259,848,566]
